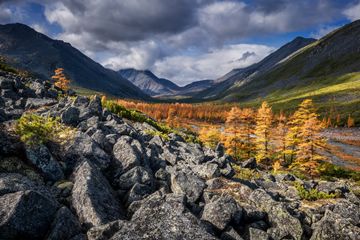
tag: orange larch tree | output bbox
[255,102,273,163]
[51,68,70,91]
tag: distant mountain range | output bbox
[1,21,359,118]
[0,23,148,100]
[118,68,214,97]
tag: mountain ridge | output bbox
[0,23,149,100]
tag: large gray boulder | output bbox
[249,189,303,240]
[64,132,111,170]
[71,161,125,229]
[25,98,57,109]
[0,190,58,239]
[310,210,360,240]
[170,170,206,203]
[47,206,82,240]
[116,166,154,190]
[201,194,242,231]
[110,193,218,240]
[25,144,64,182]
[113,136,142,173]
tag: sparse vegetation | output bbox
[16,114,72,145]
[317,162,360,182]
[293,182,338,201]
[232,164,261,180]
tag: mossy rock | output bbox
[0,156,43,183]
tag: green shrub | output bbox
[145,129,170,141]
[102,100,201,144]
[232,164,261,180]
[293,182,338,201]
[317,162,360,182]
[16,114,69,145]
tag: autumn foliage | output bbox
[51,68,70,91]
[115,98,331,174]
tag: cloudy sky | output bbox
[0,0,359,85]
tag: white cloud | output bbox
[31,23,48,34]
[343,1,360,21]
[152,44,274,86]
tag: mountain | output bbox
[212,20,360,117]
[118,68,180,96]
[119,68,214,97]
[0,23,148,100]
[196,36,317,100]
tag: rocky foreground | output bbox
[0,70,359,240]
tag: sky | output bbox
[0,0,359,86]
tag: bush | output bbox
[145,129,170,141]
[232,164,261,180]
[317,162,360,182]
[293,182,338,201]
[16,114,70,145]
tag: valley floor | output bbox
[321,128,360,171]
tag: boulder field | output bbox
[0,70,359,239]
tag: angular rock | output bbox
[25,144,64,182]
[241,157,257,169]
[248,228,270,240]
[47,206,82,240]
[221,227,244,240]
[72,161,125,229]
[110,193,217,240]
[0,190,57,239]
[193,162,221,179]
[171,170,206,203]
[249,189,303,240]
[0,173,37,196]
[25,98,57,109]
[113,136,142,173]
[126,183,153,205]
[310,210,360,240]
[116,166,154,190]
[87,220,125,240]
[61,106,80,125]
[201,194,242,231]
[64,132,111,171]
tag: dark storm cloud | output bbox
[46,0,210,42]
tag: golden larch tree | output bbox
[222,107,243,159]
[285,99,318,163]
[255,101,273,163]
[347,114,355,128]
[295,116,326,174]
[237,108,256,159]
[51,68,70,91]
[275,111,288,164]
[199,126,221,149]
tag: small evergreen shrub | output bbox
[317,162,360,182]
[145,129,170,141]
[293,182,338,201]
[16,114,70,145]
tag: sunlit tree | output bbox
[222,107,242,158]
[51,68,70,91]
[285,99,317,163]
[275,111,288,164]
[199,126,221,149]
[255,102,273,163]
[347,114,355,128]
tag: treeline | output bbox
[199,99,328,175]
[117,99,356,128]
